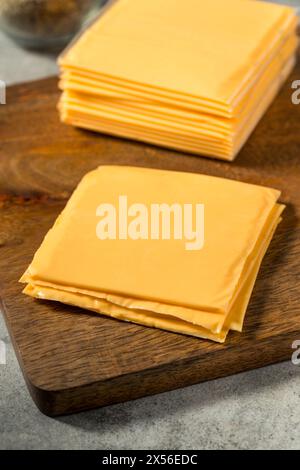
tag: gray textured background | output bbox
[1,0,300,450]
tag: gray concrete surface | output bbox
[1,8,300,449]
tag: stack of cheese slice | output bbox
[21,166,284,343]
[58,0,298,161]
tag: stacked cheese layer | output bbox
[21,166,284,343]
[58,0,298,161]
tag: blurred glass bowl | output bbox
[0,0,104,50]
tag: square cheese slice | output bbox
[60,0,294,106]
[58,0,298,160]
[21,166,284,342]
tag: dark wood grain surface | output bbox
[0,65,299,416]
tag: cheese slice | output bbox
[21,166,284,342]
[22,205,283,341]
[60,54,295,160]
[60,31,298,137]
[60,13,298,118]
[58,0,298,160]
[23,207,282,343]
[59,49,296,156]
[60,0,294,106]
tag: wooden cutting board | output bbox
[0,71,300,416]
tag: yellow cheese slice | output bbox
[59,51,295,160]
[59,24,297,158]
[60,15,298,119]
[58,0,297,160]
[60,32,298,138]
[23,284,230,342]
[60,56,294,160]
[60,50,295,146]
[59,0,295,107]
[22,204,283,337]
[22,211,282,342]
[21,166,281,311]
[21,166,284,341]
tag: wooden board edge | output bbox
[0,270,297,417]
[22,330,294,416]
